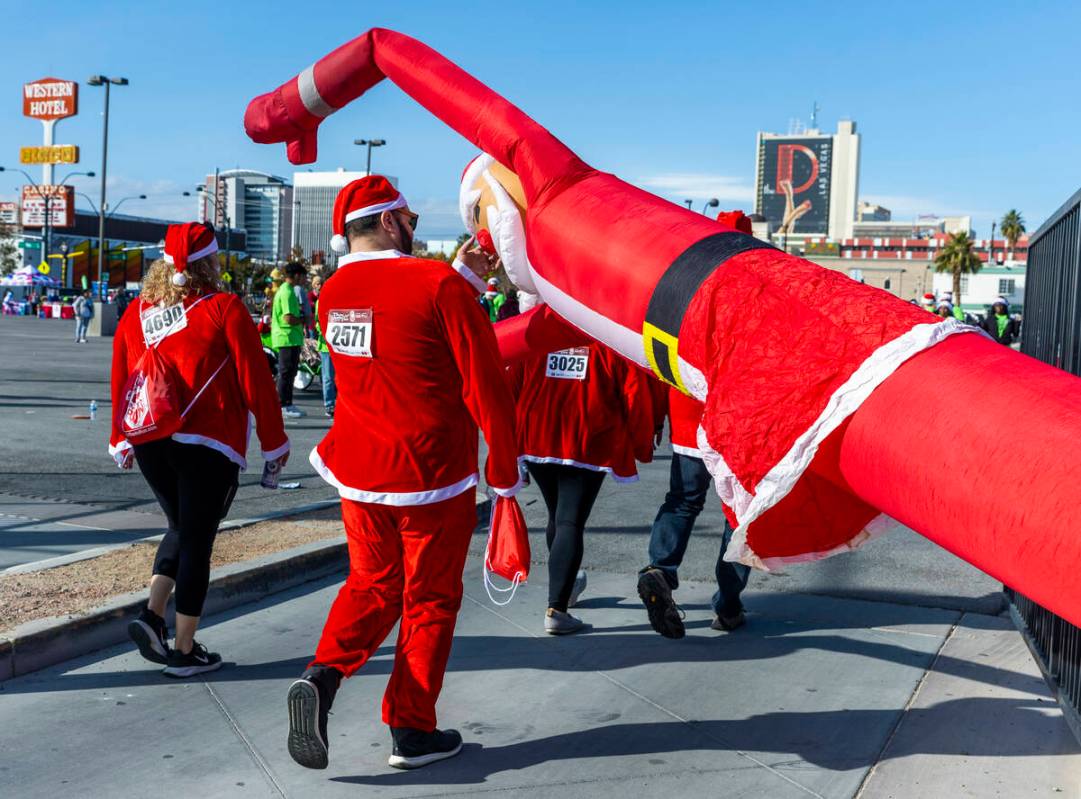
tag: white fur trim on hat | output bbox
[343,195,408,224]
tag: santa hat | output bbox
[487,277,499,288]
[922,292,936,305]
[164,222,218,287]
[330,175,408,254]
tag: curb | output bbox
[3,499,344,576]
[0,492,491,682]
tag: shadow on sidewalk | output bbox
[330,698,1078,787]
[3,625,1038,697]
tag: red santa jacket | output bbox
[510,341,654,482]
[311,249,521,505]
[109,291,288,468]
[668,387,704,458]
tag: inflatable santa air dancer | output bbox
[246,28,1081,627]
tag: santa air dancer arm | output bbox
[243,28,589,199]
[435,276,522,497]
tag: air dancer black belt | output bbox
[643,231,774,393]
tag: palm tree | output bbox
[1000,209,1026,262]
[934,231,982,309]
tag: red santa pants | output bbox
[312,489,477,731]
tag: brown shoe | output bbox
[711,610,746,632]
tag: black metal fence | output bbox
[1010,186,1081,744]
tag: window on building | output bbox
[998,279,1016,296]
[960,276,970,294]
[883,278,891,290]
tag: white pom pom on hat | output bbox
[171,272,189,287]
[330,234,349,254]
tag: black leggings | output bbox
[134,439,240,616]
[277,345,300,406]
[525,462,606,611]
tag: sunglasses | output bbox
[397,210,420,231]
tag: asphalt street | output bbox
[0,313,1005,617]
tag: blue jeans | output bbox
[646,452,750,616]
[75,318,90,341]
[320,351,336,411]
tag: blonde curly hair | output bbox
[140,255,222,306]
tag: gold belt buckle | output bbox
[643,322,686,393]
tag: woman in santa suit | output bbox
[511,343,654,634]
[110,222,289,678]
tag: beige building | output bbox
[805,256,936,301]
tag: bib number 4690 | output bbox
[327,309,373,358]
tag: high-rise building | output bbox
[198,170,292,263]
[291,169,397,266]
[754,119,860,243]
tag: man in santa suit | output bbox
[286,176,522,771]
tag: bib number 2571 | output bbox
[327,309,373,358]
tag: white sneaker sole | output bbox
[388,741,463,770]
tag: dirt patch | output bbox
[0,506,344,635]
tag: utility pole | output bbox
[88,75,128,299]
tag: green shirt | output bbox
[996,313,1009,339]
[271,283,303,348]
[315,298,328,353]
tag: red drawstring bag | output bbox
[115,295,227,445]
[116,345,184,443]
[484,495,530,605]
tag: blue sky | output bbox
[2,0,1078,240]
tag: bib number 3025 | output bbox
[327,309,373,358]
[546,347,589,380]
[142,302,187,347]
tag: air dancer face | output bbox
[459,154,539,309]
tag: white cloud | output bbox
[636,173,755,204]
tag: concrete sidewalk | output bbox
[0,563,1078,798]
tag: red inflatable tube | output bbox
[245,28,1081,628]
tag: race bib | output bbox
[141,303,188,347]
[546,347,589,380]
[326,309,373,358]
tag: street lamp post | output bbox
[990,220,997,266]
[701,198,720,216]
[683,199,693,210]
[353,138,386,174]
[88,75,128,299]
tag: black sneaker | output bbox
[128,607,169,664]
[287,666,341,770]
[637,567,685,639]
[161,641,222,678]
[388,727,463,770]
